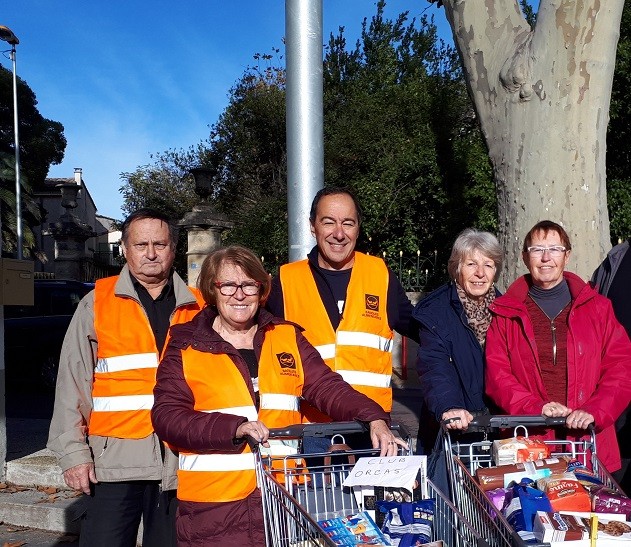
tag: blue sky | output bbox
[2,1,449,220]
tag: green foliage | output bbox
[208,53,288,262]
[606,178,631,243]
[323,1,495,269]
[0,150,42,258]
[119,147,201,219]
[606,0,631,244]
[519,0,537,27]
[0,66,64,257]
[0,66,66,189]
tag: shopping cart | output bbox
[442,414,623,547]
[254,421,489,547]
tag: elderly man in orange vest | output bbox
[266,187,418,452]
[48,209,204,547]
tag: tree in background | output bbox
[437,0,624,285]
[323,2,494,276]
[0,66,66,257]
[606,0,631,244]
[0,66,66,189]
[209,54,289,267]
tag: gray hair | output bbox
[447,228,503,282]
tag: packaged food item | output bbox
[318,511,392,545]
[591,486,631,516]
[536,473,591,512]
[486,487,511,513]
[475,456,570,491]
[565,459,604,488]
[503,480,553,532]
[377,499,435,546]
[493,436,550,465]
[533,511,590,542]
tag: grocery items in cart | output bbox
[443,414,629,547]
[254,421,489,547]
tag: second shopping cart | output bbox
[442,414,624,547]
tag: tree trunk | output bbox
[441,0,623,287]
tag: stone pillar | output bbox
[179,205,233,288]
[179,168,233,287]
[49,183,95,281]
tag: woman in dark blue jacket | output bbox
[414,228,503,453]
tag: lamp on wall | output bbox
[0,25,22,259]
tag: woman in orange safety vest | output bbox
[151,245,407,547]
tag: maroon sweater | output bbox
[525,297,569,405]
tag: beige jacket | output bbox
[47,266,202,489]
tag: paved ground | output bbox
[0,522,78,546]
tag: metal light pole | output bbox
[0,25,22,259]
[285,0,324,262]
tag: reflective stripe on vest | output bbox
[280,252,393,416]
[209,406,258,421]
[95,353,158,373]
[92,394,154,411]
[260,393,300,412]
[178,324,305,503]
[337,370,392,389]
[91,276,204,439]
[179,452,256,472]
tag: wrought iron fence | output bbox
[261,250,444,293]
[382,250,442,293]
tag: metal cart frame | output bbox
[443,415,622,547]
[255,421,489,547]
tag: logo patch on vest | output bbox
[277,352,296,369]
[276,352,298,377]
[363,293,382,319]
[365,294,379,311]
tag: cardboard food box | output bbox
[533,511,590,542]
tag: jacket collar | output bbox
[172,305,286,350]
[114,264,198,308]
[492,271,593,317]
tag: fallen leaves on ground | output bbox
[3,541,27,547]
[0,484,29,494]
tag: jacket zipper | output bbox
[550,320,557,366]
[532,300,564,366]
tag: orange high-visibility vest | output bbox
[90,276,204,439]
[177,323,305,503]
[280,252,393,420]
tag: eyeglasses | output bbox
[214,281,261,296]
[527,246,567,256]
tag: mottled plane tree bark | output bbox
[439,0,624,285]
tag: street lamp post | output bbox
[0,25,22,259]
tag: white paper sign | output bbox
[342,455,425,488]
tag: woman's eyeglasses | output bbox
[526,246,567,256]
[214,281,261,296]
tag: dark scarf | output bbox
[456,283,496,348]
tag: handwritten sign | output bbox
[342,455,426,489]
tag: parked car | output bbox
[4,279,94,392]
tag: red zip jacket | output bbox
[485,271,631,472]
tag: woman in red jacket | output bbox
[485,220,631,474]
[151,245,405,547]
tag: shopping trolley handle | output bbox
[267,421,367,439]
[465,414,570,430]
[267,421,410,439]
